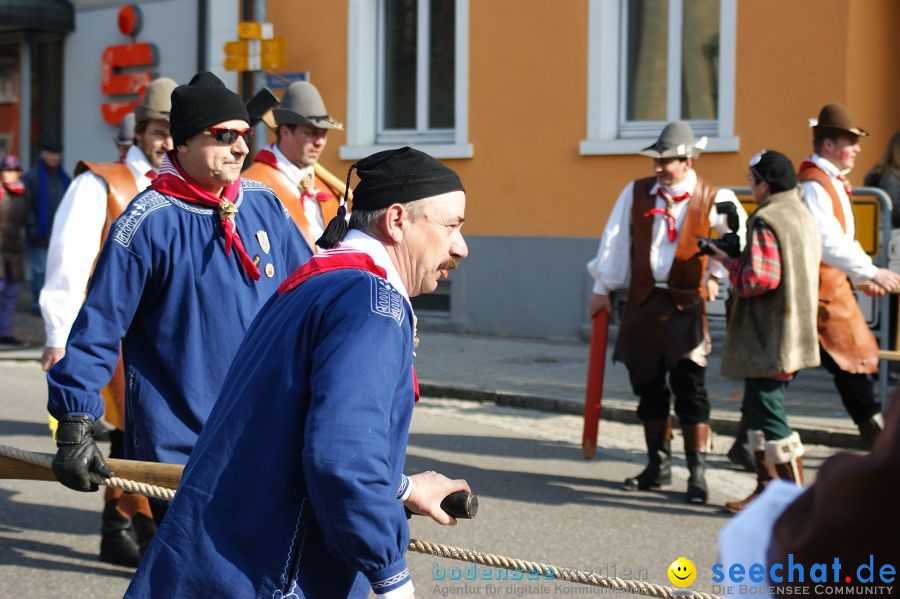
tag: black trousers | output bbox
[819,347,881,423]
[629,357,710,425]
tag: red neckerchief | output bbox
[644,187,691,242]
[255,149,335,203]
[799,159,852,197]
[150,152,260,281]
[277,248,420,402]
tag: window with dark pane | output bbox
[681,0,719,120]
[428,0,455,129]
[625,0,668,122]
[383,0,417,129]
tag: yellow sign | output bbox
[737,194,881,257]
[223,53,287,72]
[223,38,285,56]
[237,21,274,40]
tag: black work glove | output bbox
[52,415,113,492]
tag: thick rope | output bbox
[0,444,720,598]
[407,539,722,599]
[0,443,175,501]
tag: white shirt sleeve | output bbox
[39,172,108,348]
[707,188,748,280]
[800,180,878,283]
[587,183,634,295]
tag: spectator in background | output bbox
[0,155,29,348]
[22,141,70,314]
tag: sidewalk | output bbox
[413,328,889,449]
[2,286,887,449]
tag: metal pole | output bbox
[253,0,268,152]
[858,186,894,412]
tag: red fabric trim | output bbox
[150,152,259,280]
[644,207,678,242]
[277,249,388,295]
[412,366,420,403]
[254,148,279,170]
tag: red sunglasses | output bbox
[205,127,253,145]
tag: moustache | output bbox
[439,258,460,271]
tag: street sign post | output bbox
[223,22,286,72]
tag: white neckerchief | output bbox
[338,229,411,307]
[125,145,155,192]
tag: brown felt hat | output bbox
[639,120,708,159]
[810,103,868,139]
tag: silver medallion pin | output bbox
[256,230,270,254]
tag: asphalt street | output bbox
[0,360,843,598]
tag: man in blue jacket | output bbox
[47,73,312,522]
[126,147,471,598]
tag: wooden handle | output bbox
[440,491,478,519]
[314,162,353,202]
[0,454,183,490]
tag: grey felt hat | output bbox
[134,77,177,123]
[639,120,708,159]
[272,81,343,130]
[114,113,135,145]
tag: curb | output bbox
[419,382,863,450]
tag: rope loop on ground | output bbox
[0,443,721,598]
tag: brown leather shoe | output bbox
[724,450,773,514]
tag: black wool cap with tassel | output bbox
[316,146,464,249]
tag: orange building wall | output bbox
[264,0,899,237]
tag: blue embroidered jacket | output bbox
[47,179,311,465]
[125,263,416,597]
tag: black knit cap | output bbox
[750,150,797,194]
[316,146,465,248]
[170,72,250,146]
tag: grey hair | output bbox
[348,199,428,237]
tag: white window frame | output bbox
[580,0,738,156]
[342,0,472,160]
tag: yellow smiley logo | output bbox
[668,557,697,587]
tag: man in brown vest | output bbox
[708,151,821,513]
[587,121,747,504]
[38,76,177,567]
[798,103,900,449]
[243,81,347,252]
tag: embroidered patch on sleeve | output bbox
[370,277,405,325]
[113,192,171,248]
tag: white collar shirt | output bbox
[270,143,326,240]
[799,154,876,282]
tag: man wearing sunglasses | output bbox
[38,76,176,567]
[45,72,312,525]
[244,81,346,251]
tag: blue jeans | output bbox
[29,246,48,311]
